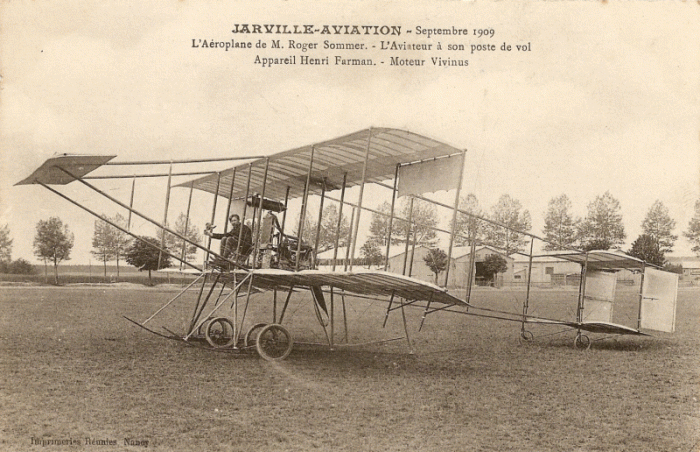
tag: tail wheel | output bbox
[519,330,534,344]
[256,324,293,361]
[244,323,268,348]
[205,317,237,349]
[574,333,591,350]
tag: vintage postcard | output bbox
[1,1,698,451]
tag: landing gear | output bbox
[205,317,237,349]
[244,323,268,348]
[574,333,591,350]
[519,330,534,344]
[256,324,294,361]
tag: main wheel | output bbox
[244,323,268,348]
[574,333,591,350]
[205,317,237,349]
[197,317,215,338]
[256,324,293,361]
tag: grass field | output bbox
[0,284,698,451]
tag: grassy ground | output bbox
[0,285,698,451]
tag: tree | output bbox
[628,234,665,267]
[162,212,202,264]
[484,194,532,255]
[581,239,614,252]
[423,248,448,285]
[368,199,438,247]
[33,217,74,285]
[110,213,131,279]
[452,194,484,246]
[300,204,351,253]
[124,236,172,285]
[0,224,12,263]
[577,191,626,250]
[360,240,384,268]
[482,254,508,285]
[641,200,677,255]
[683,200,700,256]
[542,194,577,251]
[91,216,117,281]
[0,258,35,275]
[91,214,131,281]
[368,201,393,246]
[398,199,438,246]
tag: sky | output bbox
[1,1,699,265]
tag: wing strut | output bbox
[54,165,244,270]
[38,182,201,272]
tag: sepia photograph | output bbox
[1,1,699,450]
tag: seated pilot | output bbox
[205,214,253,260]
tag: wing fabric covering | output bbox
[640,267,678,333]
[15,155,117,185]
[582,270,617,323]
[397,157,462,197]
[176,128,463,201]
[236,269,466,306]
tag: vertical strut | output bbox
[157,162,173,270]
[313,180,326,260]
[281,186,290,233]
[343,207,355,271]
[296,146,315,271]
[348,128,373,271]
[522,239,535,335]
[251,158,270,268]
[127,176,136,231]
[223,169,237,234]
[466,232,477,309]
[180,181,195,270]
[238,163,253,262]
[384,164,400,271]
[408,227,418,278]
[637,262,646,330]
[332,173,348,271]
[382,291,396,328]
[341,291,348,343]
[278,285,295,324]
[401,197,415,276]
[419,293,434,332]
[443,150,467,287]
[205,172,221,264]
[400,300,413,354]
[330,288,335,350]
[576,252,590,331]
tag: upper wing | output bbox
[174,128,463,201]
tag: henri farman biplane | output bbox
[17,128,679,360]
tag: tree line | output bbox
[2,192,700,284]
[359,192,700,271]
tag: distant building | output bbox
[681,261,700,278]
[449,245,514,288]
[665,256,700,278]
[316,246,374,270]
[512,253,581,285]
[385,245,438,283]
[320,244,515,288]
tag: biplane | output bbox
[16,127,679,359]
